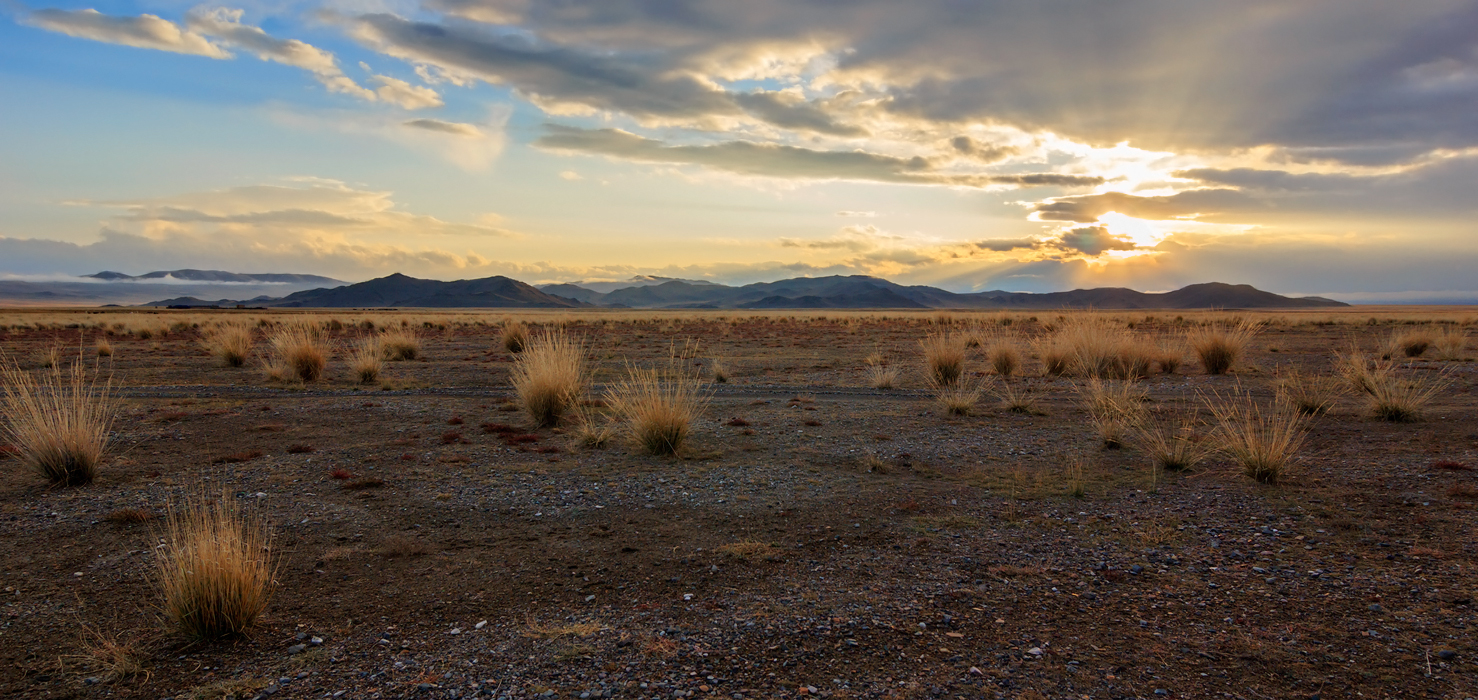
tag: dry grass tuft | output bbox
[200,323,254,368]
[1208,392,1306,483]
[920,333,969,386]
[1078,379,1146,448]
[349,336,383,384]
[1275,367,1344,416]
[264,324,327,382]
[864,352,899,389]
[1131,408,1211,473]
[934,376,986,416]
[0,355,115,486]
[1338,350,1450,421]
[1186,321,1260,375]
[988,342,1021,377]
[153,493,275,639]
[511,330,587,428]
[607,358,708,455]
[95,338,113,357]
[1380,328,1433,360]
[710,358,729,383]
[1040,317,1155,380]
[1433,327,1467,360]
[105,507,155,524]
[716,540,782,561]
[501,320,529,354]
[379,327,421,361]
[994,380,1045,415]
[1156,340,1184,374]
[63,626,154,684]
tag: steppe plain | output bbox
[1,307,1475,700]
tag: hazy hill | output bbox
[263,273,590,308]
[88,269,341,285]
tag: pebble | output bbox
[286,644,307,655]
[1438,649,1456,660]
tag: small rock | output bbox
[286,644,307,655]
[968,666,982,675]
[1368,604,1383,613]
[1027,647,1043,656]
[1437,649,1456,660]
[1130,565,1143,575]
[310,636,323,645]
[585,594,596,602]
[475,620,487,629]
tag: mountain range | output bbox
[0,270,344,307]
[133,273,1348,309]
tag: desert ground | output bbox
[1,307,1475,700]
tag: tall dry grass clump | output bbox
[607,359,708,455]
[153,493,274,639]
[1186,320,1259,375]
[1337,351,1449,422]
[0,356,115,486]
[1275,367,1344,416]
[511,330,587,428]
[1379,328,1433,360]
[1208,392,1305,484]
[350,336,384,384]
[1078,379,1146,448]
[502,320,529,354]
[1131,409,1211,473]
[1040,317,1156,380]
[201,323,254,368]
[264,324,327,382]
[988,342,1021,377]
[1433,327,1467,360]
[94,338,113,357]
[864,351,899,389]
[934,376,987,416]
[920,333,969,386]
[380,327,421,361]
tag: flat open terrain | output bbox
[1,308,1475,700]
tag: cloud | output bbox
[25,8,230,58]
[974,238,1040,252]
[341,12,864,135]
[371,74,444,109]
[402,118,483,138]
[1054,225,1140,256]
[949,136,1018,164]
[183,7,375,100]
[835,210,877,217]
[534,125,1103,188]
[1031,189,1256,223]
[1172,168,1366,192]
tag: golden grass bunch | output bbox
[1156,339,1184,374]
[1433,327,1467,361]
[1379,328,1433,360]
[153,493,274,639]
[1078,378,1147,448]
[710,358,729,383]
[1208,392,1305,483]
[987,341,1021,377]
[0,355,115,486]
[511,330,587,428]
[607,359,708,455]
[1131,408,1211,472]
[1186,320,1260,375]
[1275,367,1344,416]
[934,376,987,416]
[1041,317,1156,380]
[920,332,970,386]
[350,336,384,384]
[864,351,899,389]
[201,322,254,368]
[379,326,421,361]
[95,338,113,357]
[264,324,327,382]
[1337,351,1449,422]
[501,320,529,353]
[994,380,1044,415]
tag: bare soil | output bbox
[1,312,1475,700]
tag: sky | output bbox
[2,0,1477,299]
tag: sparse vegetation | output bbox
[501,320,529,353]
[350,335,384,383]
[1433,327,1468,360]
[1208,392,1305,483]
[510,330,587,428]
[1079,379,1147,448]
[934,376,985,416]
[865,351,899,389]
[380,327,421,361]
[1187,321,1259,375]
[95,338,113,357]
[1340,355,1450,422]
[1131,408,1211,472]
[201,323,254,368]
[994,380,1044,415]
[1380,328,1433,359]
[920,332,969,386]
[153,493,275,639]
[988,342,1020,377]
[607,358,708,455]
[0,355,115,486]
[1276,367,1344,416]
[264,324,327,382]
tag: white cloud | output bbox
[372,74,444,109]
[25,8,230,58]
[267,105,509,171]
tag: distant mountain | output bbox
[87,269,342,285]
[539,276,722,296]
[254,273,589,308]
[536,276,1348,309]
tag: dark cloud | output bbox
[949,136,1017,164]
[534,125,1101,188]
[403,118,484,137]
[1054,225,1139,255]
[1032,189,1256,223]
[974,238,1040,252]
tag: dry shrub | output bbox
[95,338,113,357]
[607,359,708,455]
[349,336,383,384]
[1186,321,1259,375]
[1036,338,1072,377]
[1208,392,1305,483]
[988,342,1020,377]
[571,405,617,448]
[1043,317,1155,380]
[920,333,970,386]
[511,330,586,428]
[1078,379,1146,448]
[710,358,729,383]
[1433,327,1467,360]
[0,355,115,486]
[1380,328,1433,360]
[934,376,986,416]
[1132,408,1211,472]
[994,380,1044,415]
[1345,358,1449,422]
[64,626,152,683]
[153,493,275,639]
[864,352,899,389]
[501,320,529,354]
[201,323,254,368]
[380,327,421,361]
[1275,367,1344,416]
[264,324,327,382]
[1156,341,1184,374]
